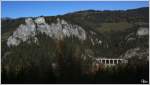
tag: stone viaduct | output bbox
[95,58,128,65]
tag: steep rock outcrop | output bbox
[7,17,87,47]
[36,17,87,40]
[7,18,37,46]
[137,27,149,36]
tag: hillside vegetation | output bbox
[1,7,149,84]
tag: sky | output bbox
[2,1,149,18]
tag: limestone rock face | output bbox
[7,17,87,47]
[36,17,87,40]
[34,17,46,24]
[7,18,36,47]
[137,27,149,36]
[7,36,21,46]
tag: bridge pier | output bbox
[112,59,114,64]
[116,59,118,64]
[104,59,106,64]
[100,59,102,64]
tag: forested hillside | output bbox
[1,7,149,84]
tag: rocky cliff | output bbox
[7,17,87,47]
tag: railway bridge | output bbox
[95,58,128,65]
